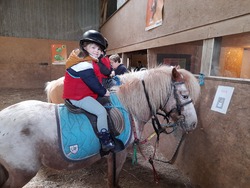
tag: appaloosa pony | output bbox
[0,66,200,188]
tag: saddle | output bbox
[56,94,132,159]
[64,97,125,137]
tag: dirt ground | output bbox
[0,89,193,188]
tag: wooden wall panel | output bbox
[0,36,77,88]
[101,0,250,54]
[142,78,250,188]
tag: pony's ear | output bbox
[176,65,180,69]
[172,68,182,82]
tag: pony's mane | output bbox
[44,76,64,103]
[116,65,200,121]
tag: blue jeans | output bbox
[70,96,108,132]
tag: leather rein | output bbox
[112,79,194,186]
[130,79,193,183]
[141,79,193,141]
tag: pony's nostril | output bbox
[191,122,197,129]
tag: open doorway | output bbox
[125,50,147,71]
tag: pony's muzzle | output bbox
[177,115,197,132]
[190,122,197,130]
[183,121,197,132]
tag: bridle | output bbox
[132,79,194,183]
[112,78,195,186]
[141,79,193,140]
[161,81,193,116]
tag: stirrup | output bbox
[111,137,125,153]
[97,128,115,152]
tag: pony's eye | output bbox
[183,95,189,99]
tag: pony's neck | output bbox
[116,78,157,123]
[116,67,173,123]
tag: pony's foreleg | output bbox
[0,164,8,187]
[107,149,128,188]
[0,164,37,188]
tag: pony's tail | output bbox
[0,164,8,187]
[44,81,53,103]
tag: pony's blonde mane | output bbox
[44,81,54,103]
[116,66,200,122]
[44,76,65,103]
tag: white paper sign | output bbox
[211,86,234,114]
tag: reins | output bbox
[142,80,163,141]
[131,79,192,184]
[141,80,186,141]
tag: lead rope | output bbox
[132,118,187,183]
[132,80,186,183]
[132,118,149,165]
[154,131,186,164]
[140,80,162,183]
[131,117,160,183]
[149,139,160,183]
[132,117,139,165]
[132,139,138,165]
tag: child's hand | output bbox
[110,70,115,77]
[104,90,110,96]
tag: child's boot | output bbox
[97,128,115,152]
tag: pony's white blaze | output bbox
[177,83,198,130]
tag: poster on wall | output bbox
[145,0,164,31]
[51,44,67,64]
[211,85,234,114]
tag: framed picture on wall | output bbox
[157,54,191,71]
[145,0,164,31]
[51,44,67,64]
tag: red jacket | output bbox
[63,49,105,100]
[96,56,112,79]
[93,62,105,81]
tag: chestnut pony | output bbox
[0,66,200,188]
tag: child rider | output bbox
[63,30,115,153]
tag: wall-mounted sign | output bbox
[211,86,234,114]
[145,0,164,31]
[51,44,67,64]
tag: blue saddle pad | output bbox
[56,94,132,161]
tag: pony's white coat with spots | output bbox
[0,66,200,188]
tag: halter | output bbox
[131,79,193,184]
[141,79,193,140]
[129,79,194,183]
[162,81,193,116]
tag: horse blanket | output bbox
[55,94,132,161]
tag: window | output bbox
[211,33,250,79]
[155,41,203,74]
[157,54,191,71]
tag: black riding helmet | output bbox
[79,30,106,51]
[101,37,109,56]
[104,37,108,49]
